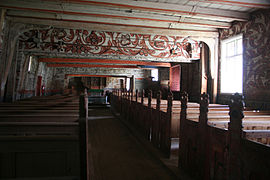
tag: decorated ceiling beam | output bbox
[19,28,201,61]
[47,63,139,69]
[39,58,171,67]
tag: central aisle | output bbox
[88,105,177,180]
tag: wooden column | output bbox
[0,9,6,37]
[227,93,244,180]
[0,38,17,101]
[33,61,41,96]
[16,54,30,99]
[5,42,19,102]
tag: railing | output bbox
[111,89,270,180]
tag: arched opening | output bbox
[200,42,214,103]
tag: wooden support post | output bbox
[79,90,89,180]
[16,54,30,100]
[0,9,6,37]
[227,93,244,180]
[179,91,188,167]
[0,38,17,101]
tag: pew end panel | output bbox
[0,136,80,179]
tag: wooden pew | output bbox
[0,93,89,179]
[112,89,270,159]
[178,92,270,180]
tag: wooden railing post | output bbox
[199,92,210,179]
[179,91,188,167]
[128,90,130,100]
[79,89,89,180]
[199,93,209,125]
[123,89,126,99]
[147,90,152,140]
[139,89,145,130]
[120,89,123,116]
[141,89,144,104]
[130,89,133,101]
[135,89,138,103]
[180,91,188,124]
[148,90,152,108]
[227,93,244,180]
[157,90,161,111]
[153,90,161,147]
[164,91,173,157]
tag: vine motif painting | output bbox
[19,28,200,60]
[220,10,270,102]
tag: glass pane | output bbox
[236,39,242,55]
[220,56,243,93]
[226,41,235,57]
[151,69,158,81]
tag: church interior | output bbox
[0,0,270,179]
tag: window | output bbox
[151,69,158,81]
[126,78,130,91]
[28,56,33,72]
[220,35,243,93]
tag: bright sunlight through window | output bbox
[220,34,243,93]
[151,69,158,81]
[28,56,33,72]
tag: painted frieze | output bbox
[18,28,200,61]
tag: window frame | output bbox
[220,34,243,94]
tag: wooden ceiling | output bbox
[1,0,269,33]
[1,0,269,69]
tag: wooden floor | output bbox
[88,105,177,180]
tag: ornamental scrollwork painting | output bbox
[219,10,270,101]
[19,28,200,60]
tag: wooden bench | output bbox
[178,92,270,179]
[111,89,270,158]
[0,93,89,179]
